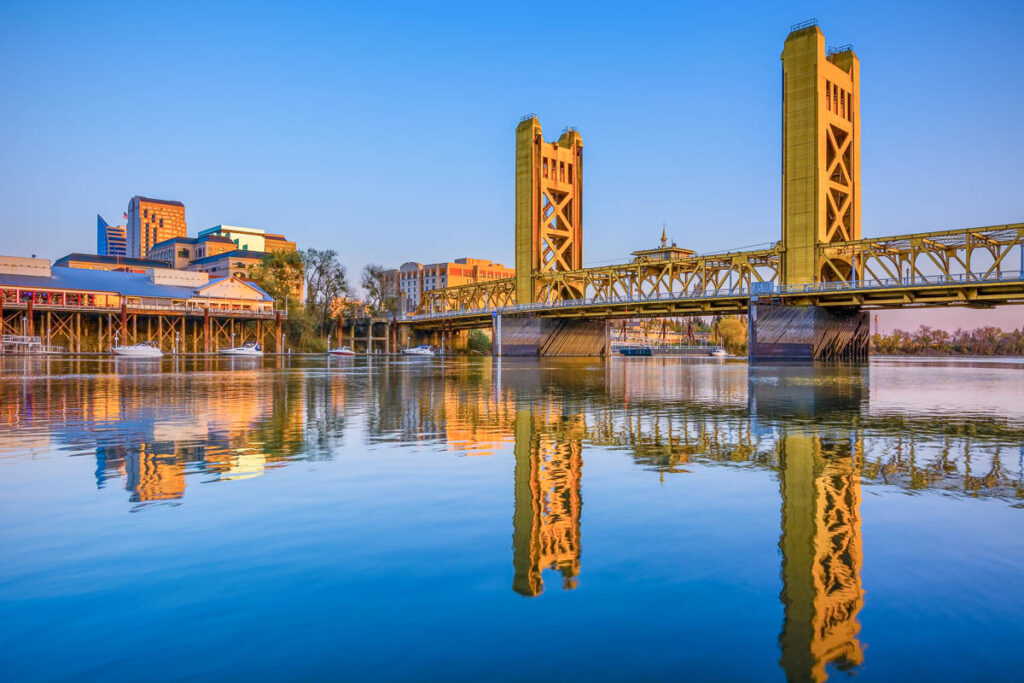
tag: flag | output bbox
[123,211,128,219]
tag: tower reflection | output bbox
[751,366,865,682]
[512,405,584,597]
[777,429,864,682]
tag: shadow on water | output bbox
[1,355,1022,681]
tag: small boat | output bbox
[220,342,263,357]
[328,346,356,356]
[618,345,652,357]
[403,344,436,357]
[112,341,164,358]
[710,347,728,357]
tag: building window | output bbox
[543,157,549,178]
[159,218,164,228]
[143,208,148,218]
[826,80,832,111]
[559,161,565,182]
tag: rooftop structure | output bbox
[631,228,696,263]
[55,253,171,273]
[197,225,296,253]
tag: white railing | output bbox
[400,269,1024,321]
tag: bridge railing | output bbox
[401,268,1024,321]
[776,269,1024,295]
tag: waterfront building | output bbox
[126,196,187,258]
[0,255,275,314]
[96,215,127,257]
[147,235,236,269]
[383,257,514,312]
[196,225,296,254]
[188,249,266,280]
[54,253,170,273]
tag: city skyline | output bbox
[2,2,1022,331]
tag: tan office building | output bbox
[126,196,187,258]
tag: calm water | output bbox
[1,355,1023,681]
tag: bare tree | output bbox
[302,249,349,330]
[361,264,395,314]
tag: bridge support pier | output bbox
[497,315,608,357]
[748,303,868,363]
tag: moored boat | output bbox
[112,341,164,358]
[403,344,436,357]
[328,346,356,356]
[710,347,728,357]
[220,342,263,357]
[617,345,653,356]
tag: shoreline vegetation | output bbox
[871,325,1024,356]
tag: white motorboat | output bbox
[710,347,728,358]
[112,341,164,358]
[403,344,436,357]
[220,342,263,357]
[327,346,356,356]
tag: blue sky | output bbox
[1,0,1022,327]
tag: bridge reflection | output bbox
[2,356,1021,680]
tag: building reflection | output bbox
[512,405,584,597]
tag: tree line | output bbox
[872,325,1024,356]
[248,250,396,351]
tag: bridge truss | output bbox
[411,223,1024,326]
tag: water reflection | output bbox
[1,355,1022,680]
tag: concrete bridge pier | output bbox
[748,303,868,363]
[494,314,608,357]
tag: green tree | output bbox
[249,250,304,310]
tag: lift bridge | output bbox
[400,23,1024,360]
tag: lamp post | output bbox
[174,331,180,356]
[282,333,287,355]
[113,330,119,353]
[230,331,235,349]
[327,333,331,352]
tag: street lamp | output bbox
[327,333,331,352]
[113,330,120,352]
[282,333,287,354]
[174,331,180,355]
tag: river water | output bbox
[1,356,1022,681]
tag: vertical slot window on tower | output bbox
[826,80,832,111]
[543,157,549,179]
[847,94,853,121]
[559,161,565,182]
[568,164,573,183]
[841,89,846,119]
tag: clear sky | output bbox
[1,0,1022,330]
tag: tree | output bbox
[361,264,395,314]
[302,249,349,330]
[249,250,304,309]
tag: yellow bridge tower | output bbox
[515,116,584,304]
[781,22,861,284]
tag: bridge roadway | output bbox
[401,223,1024,330]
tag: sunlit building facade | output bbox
[126,196,187,258]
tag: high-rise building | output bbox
[96,214,127,257]
[126,196,187,258]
